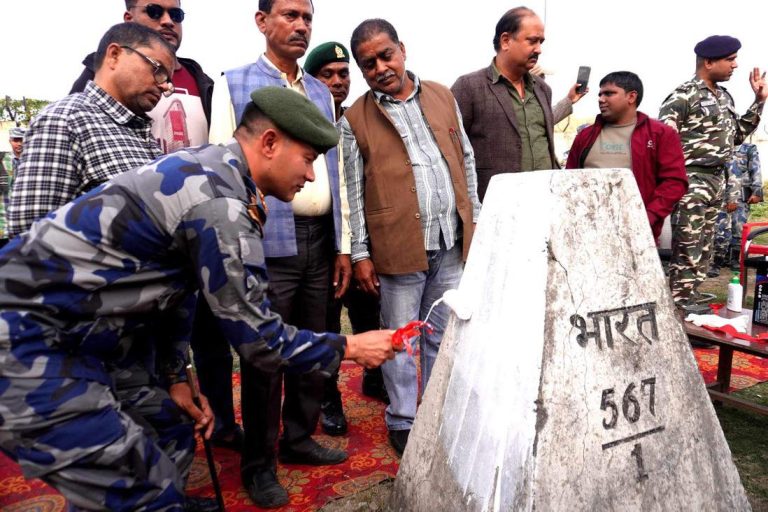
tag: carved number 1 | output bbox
[631,443,649,481]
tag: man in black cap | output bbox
[659,35,767,311]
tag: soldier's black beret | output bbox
[304,42,350,77]
[249,87,339,153]
[694,35,741,59]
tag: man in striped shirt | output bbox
[341,19,481,456]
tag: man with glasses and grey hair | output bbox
[10,21,223,512]
[70,2,244,456]
[71,0,214,152]
[7,22,174,236]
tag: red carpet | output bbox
[693,347,768,392]
[1,352,767,510]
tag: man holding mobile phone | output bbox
[452,6,584,201]
[532,64,589,124]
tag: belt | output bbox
[687,165,725,176]
[293,214,332,225]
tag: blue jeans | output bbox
[378,243,463,431]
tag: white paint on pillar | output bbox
[392,169,751,512]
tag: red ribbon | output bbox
[392,320,434,355]
[702,323,768,343]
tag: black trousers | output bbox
[190,298,237,435]
[324,285,382,402]
[241,215,334,477]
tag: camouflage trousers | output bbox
[0,359,195,511]
[669,171,725,306]
[713,201,749,264]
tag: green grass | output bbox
[750,202,768,222]
[719,384,768,510]
[706,205,768,509]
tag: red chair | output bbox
[739,222,768,301]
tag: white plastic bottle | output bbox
[727,274,743,312]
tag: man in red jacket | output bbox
[566,71,688,242]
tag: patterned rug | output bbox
[1,352,767,511]
[693,347,768,391]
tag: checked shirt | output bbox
[7,81,161,237]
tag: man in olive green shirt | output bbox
[452,6,559,200]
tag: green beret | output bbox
[304,41,350,77]
[249,86,339,153]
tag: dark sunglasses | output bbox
[139,3,185,23]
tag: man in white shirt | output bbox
[208,0,352,507]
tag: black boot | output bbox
[320,373,347,436]
[729,247,741,271]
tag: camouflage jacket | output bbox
[0,140,345,385]
[728,142,763,201]
[658,77,762,169]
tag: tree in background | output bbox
[1,96,50,126]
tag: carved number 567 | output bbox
[600,378,656,430]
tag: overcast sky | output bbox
[3,1,767,131]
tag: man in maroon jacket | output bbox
[566,71,688,242]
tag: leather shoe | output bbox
[279,439,348,465]
[210,424,244,452]
[388,429,410,456]
[320,400,348,436]
[184,496,221,512]
[244,469,289,508]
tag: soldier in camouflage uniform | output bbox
[710,142,763,274]
[659,35,767,308]
[0,87,394,511]
[0,127,25,246]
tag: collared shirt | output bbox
[491,62,553,170]
[658,76,763,168]
[342,72,481,263]
[209,55,351,253]
[7,81,160,237]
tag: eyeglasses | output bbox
[137,3,185,23]
[121,46,175,96]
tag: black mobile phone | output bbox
[576,66,591,94]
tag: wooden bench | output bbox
[683,308,768,416]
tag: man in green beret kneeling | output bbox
[0,86,395,511]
